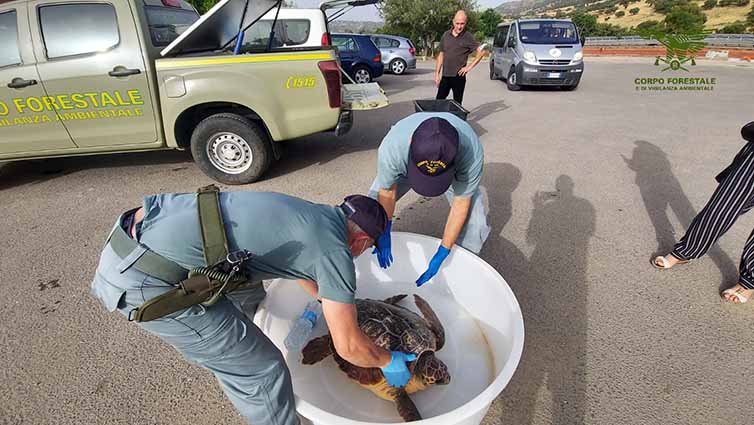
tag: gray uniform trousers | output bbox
[90,215,299,425]
[369,176,491,254]
[672,141,754,289]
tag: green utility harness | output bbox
[111,185,255,322]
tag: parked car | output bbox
[490,19,584,91]
[331,33,383,84]
[370,34,416,75]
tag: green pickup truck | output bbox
[0,0,368,184]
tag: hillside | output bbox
[495,0,752,30]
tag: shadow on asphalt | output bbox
[622,140,738,289]
[0,150,193,192]
[467,100,510,137]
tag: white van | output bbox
[490,19,584,91]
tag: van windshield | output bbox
[519,21,578,45]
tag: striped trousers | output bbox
[672,141,754,289]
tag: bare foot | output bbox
[721,283,753,304]
[652,254,688,269]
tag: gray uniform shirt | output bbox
[439,29,480,77]
[373,112,484,197]
[137,192,358,304]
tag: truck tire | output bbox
[506,67,521,91]
[190,113,272,185]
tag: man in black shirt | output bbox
[434,10,487,105]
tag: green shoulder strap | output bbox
[197,185,229,265]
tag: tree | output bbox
[478,8,502,38]
[630,7,641,14]
[719,21,748,32]
[616,10,626,16]
[569,11,598,37]
[748,5,754,31]
[649,0,689,14]
[187,0,217,14]
[718,0,749,6]
[380,0,479,57]
[702,0,717,9]
[663,3,707,33]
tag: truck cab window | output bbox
[0,11,21,68]
[241,19,311,51]
[144,6,199,47]
[39,4,119,59]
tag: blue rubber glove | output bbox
[371,220,393,269]
[416,245,450,287]
[380,351,417,388]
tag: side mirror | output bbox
[580,35,585,46]
[507,39,515,49]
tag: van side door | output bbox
[503,23,518,72]
[28,0,159,149]
[493,25,509,76]
[0,5,75,156]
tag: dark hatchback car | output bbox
[331,33,384,84]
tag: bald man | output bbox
[435,10,487,105]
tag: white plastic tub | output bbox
[253,232,524,425]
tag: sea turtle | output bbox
[301,294,450,422]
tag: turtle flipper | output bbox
[413,295,445,350]
[395,389,422,422]
[302,335,333,365]
[383,294,408,305]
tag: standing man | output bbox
[369,113,490,286]
[435,10,487,105]
[90,190,417,425]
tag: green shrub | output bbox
[616,10,626,16]
[630,7,641,13]
[663,3,707,32]
[717,0,749,7]
[719,21,748,32]
[702,0,717,9]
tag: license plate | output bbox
[547,72,561,78]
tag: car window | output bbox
[507,23,517,46]
[390,39,400,48]
[242,19,311,50]
[144,6,199,47]
[372,37,389,48]
[494,26,509,47]
[332,36,358,53]
[39,4,119,59]
[0,11,21,68]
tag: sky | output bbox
[292,0,506,22]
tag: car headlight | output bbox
[523,51,536,64]
[572,52,583,62]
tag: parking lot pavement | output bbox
[1,57,754,425]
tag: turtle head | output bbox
[416,352,450,386]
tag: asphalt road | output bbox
[2,57,754,425]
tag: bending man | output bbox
[90,191,416,425]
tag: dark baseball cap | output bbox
[339,195,388,244]
[407,117,459,197]
[743,121,754,143]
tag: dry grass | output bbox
[589,0,751,29]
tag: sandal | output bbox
[651,255,689,270]
[721,284,752,304]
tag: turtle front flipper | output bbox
[413,295,445,350]
[302,335,333,364]
[383,294,408,305]
[395,389,422,422]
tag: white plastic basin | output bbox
[253,232,524,425]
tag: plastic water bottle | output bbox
[284,301,322,351]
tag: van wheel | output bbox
[390,59,407,75]
[352,66,372,83]
[190,113,272,185]
[506,68,521,91]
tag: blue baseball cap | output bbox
[407,117,459,197]
[339,195,388,244]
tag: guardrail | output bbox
[585,34,754,48]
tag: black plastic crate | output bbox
[413,99,469,121]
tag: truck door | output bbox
[28,0,158,148]
[0,6,74,155]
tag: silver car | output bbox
[370,34,417,75]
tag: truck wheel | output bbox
[352,66,372,83]
[389,59,407,75]
[190,113,272,185]
[506,67,520,91]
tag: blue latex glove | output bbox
[371,220,393,269]
[416,245,450,287]
[380,351,417,387]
